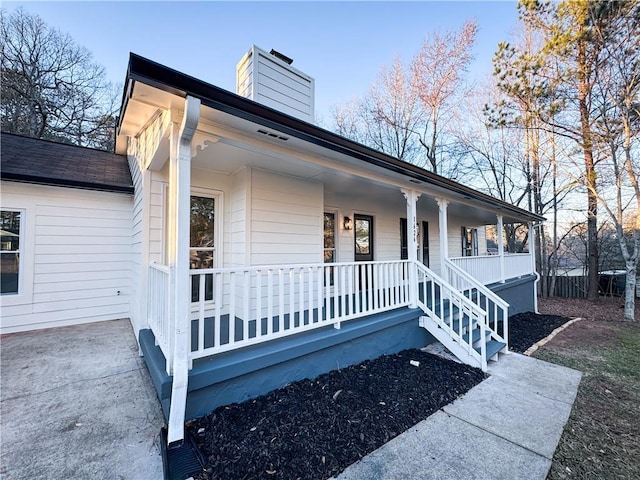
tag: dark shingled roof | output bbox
[1,132,133,194]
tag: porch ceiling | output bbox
[117,54,541,225]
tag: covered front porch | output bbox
[122,84,541,444]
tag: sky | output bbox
[4,1,522,124]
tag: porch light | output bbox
[343,216,353,231]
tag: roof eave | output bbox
[121,53,544,223]
[1,172,134,195]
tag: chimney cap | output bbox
[269,49,293,65]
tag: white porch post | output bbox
[529,221,540,313]
[402,189,421,308]
[497,214,505,283]
[167,95,201,445]
[436,198,449,277]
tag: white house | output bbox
[0,46,544,445]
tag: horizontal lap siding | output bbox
[236,47,314,123]
[250,169,322,265]
[129,157,144,332]
[231,169,248,267]
[255,59,312,119]
[0,182,133,333]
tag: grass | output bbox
[533,319,640,480]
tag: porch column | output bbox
[167,95,201,445]
[436,198,449,276]
[529,221,540,313]
[401,189,421,308]
[497,215,505,283]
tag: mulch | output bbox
[187,349,485,480]
[508,311,572,353]
[186,309,572,480]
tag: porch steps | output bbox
[477,339,507,361]
[419,294,506,371]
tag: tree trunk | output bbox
[624,262,636,321]
[577,36,600,301]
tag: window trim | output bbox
[462,226,479,257]
[0,205,33,307]
[190,188,223,270]
[0,209,23,296]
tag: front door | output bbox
[354,214,374,262]
[400,218,429,266]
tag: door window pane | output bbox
[1,211,21,295]
[355,219,370,255]
[462,227,478,257]
[323,212,335,263]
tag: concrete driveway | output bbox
[1,319,164,480]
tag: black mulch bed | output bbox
[507,311,572,353]
[187,349,485,480]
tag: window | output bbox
[323,212,336,263]
[462,227,478,257]
[1,211,21,295]
[400,218,408,260]
[190,195,215,269]
[190,195,215,302]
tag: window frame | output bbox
[0,204,34,308]
[189,188,223,271]
[461,226,479,257]
[323,210,338,264]
[189,188,222,306]
[0,209,24,296]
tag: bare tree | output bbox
[411,20,478,175]
[589,0,640,320]
[331,21,477,179]
[0,8,117,150]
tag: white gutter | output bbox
[167,95,201,445]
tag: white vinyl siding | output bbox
[129,155,144,332]
[230,168,249,267]
[0,181,133,334]
[250,169,322,265]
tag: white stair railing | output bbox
[443,259,509,350]
[415,262,489,370]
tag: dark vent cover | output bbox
[269,49,293,65]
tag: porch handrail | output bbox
[188,259,412,363]
[449,252,534,285]
[147,263,173,374]
[414,262,488,368]
[443,259,509,350]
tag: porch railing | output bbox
[188,260,411,363]
[504,253,534,278]
[449,252,533,285]
[147,263,173,373]
[443,259,509,349]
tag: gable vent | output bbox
[257,128,289,141]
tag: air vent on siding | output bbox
[257,128,289,141]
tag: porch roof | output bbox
[116,53,544,224]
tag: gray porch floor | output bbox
[0,319,164,480]
[335,352,582,480]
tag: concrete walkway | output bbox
[0,319,164,480]
[337,353,582,480]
